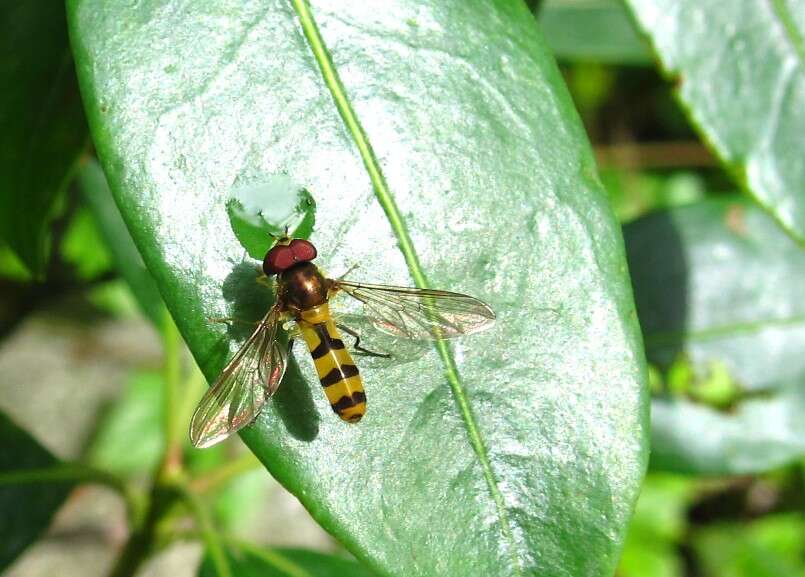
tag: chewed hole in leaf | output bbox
[227,174,316,260]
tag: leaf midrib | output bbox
[768,0,805,65]
[644,312,805,348]
[288,1,524,574]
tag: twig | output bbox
[107,484,179,577]
[595,140,716,169]
[107,315,189,577]
[0,463,142,524]
[219,536,311,577]
[158,530,310,577]
[158,316,183,481]
[189,452,262,495]
[173,484,233,577]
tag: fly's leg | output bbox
[337,323,391,359]
[328,264,360,299]
[282,322,300,355]
[207,317,257,326]
[255,273,274,289]
[282,321,302,339]
[335,263,360,282]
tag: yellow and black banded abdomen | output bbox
[299,305,365,422]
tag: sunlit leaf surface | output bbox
[69,1,648,575]
[624,0,805,243]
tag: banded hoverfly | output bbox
[189,235,495,448]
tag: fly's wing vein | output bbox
[190,307,287,448]
[333,281,495,341]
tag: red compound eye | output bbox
[262,239,318,276]
[289,239,317,262]
[263,245,295,275]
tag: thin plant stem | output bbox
[159,315,183,481]
[594,140,716,169]
[107,484,179,577]
[174,484,233,577]
[189,452,261,495]
[157,530,310,577]
[108,316,190,577]
[0,463,142,524]
[179,363,208,440]
[220,536,311,577]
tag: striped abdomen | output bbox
[298,304,365,422]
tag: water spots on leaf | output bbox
[226,174,316,260]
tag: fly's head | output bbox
[262,236,318,276]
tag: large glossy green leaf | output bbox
[0,0,88,276]
[0,412,73,570]
[69,2,648,576]
[622,0,805,243]
[537,0,652,65]
[625,198,805,474]
[200,546,377,577]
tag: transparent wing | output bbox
[333,281,496,341]
[190,307,287,448]
[328,313,431,368]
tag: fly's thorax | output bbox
[277,261,330,313]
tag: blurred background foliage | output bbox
[1,1,803,576]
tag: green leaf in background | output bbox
[211,468,271,533]
[618,474,693,577]
[227,175,316,260]
[650,388,805,475]
[69,1,648,576]
[199,545,377,577]
[60,205,114,280]
[538,0,653,65]
[603,169,707,223]
[622,0,805,244]
[693,514,805,577]
[87,371,165,475]
[0,245,33,283]
[0,0,88,277]
[77,159,166,326]
[625,198,805,474]
[0,412,73,571]
[627,198,805,391]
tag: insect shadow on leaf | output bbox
[219,261,320,442]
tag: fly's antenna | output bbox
[268,226,292,245]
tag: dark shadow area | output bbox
[221,262,319,441]
[622,210,689,374]
[221,262,274,340]
[271,354,320,442]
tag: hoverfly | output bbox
[189,236,495,448]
